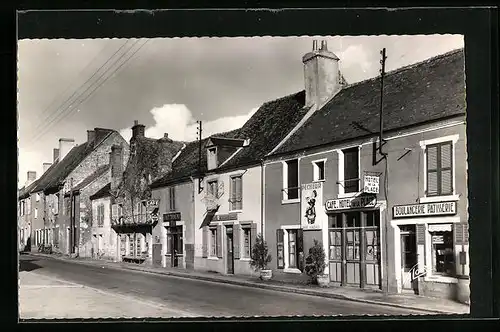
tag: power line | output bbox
[27,39,150,145]
[27,40,134,142]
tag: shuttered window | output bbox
[97,204,105,227]
[230,175,243,211]
[343,147,359,193]
[426,141,453,196]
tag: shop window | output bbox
[313,159,326,182]
[283,159,299,200]
[343,147,360,193]
[430,228,455,276]
[169,187,176,211]
[120,235,127,256]
[242,227,251,258]
[346,212,361,228]
[365,211,380,228]
[210,227,217,257]
[426,141,453,197]
[329,214,342,228]
[229,175,243,211]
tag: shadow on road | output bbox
[19,259,43,272]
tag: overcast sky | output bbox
[17,35,464,188]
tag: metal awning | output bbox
[199,205,220,229]
[428,223,453,232]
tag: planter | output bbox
[260,269,273,280]
[316,274,330,288]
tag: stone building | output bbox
[18,171,38,251]
[263,42,468,302]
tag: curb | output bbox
[27,253,459,315]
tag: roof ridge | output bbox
[343,47,464,90]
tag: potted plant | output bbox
[250,233,273,280]
[305,239,329,287]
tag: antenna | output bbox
[196,121,204,194]
[378,48,388,157]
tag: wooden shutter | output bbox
[416,224,426,245]
[426,145,439,196]
[440,143,453,195]
[233,224,241,259]
[276,229,284,269]
[297,228,304,272]
[202,226,208,258]
[250,222,257,253]
[454,223,469,245]
[216,224,223,258]
[236,176,243,210]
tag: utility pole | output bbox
[69,178,74,255]
[378,48,388,157]
[196,121,204,194]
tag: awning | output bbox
[199,205,220,229]
[428,223,453,232]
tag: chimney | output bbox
[302,39,341,108]
[110,145,124,192]
[163,133,168,139]
[53,148,60,163]
[26,171,36,187]
[87,130,96,143]
[58,138,76,161]
[42,163,52,174]
[131,120,145,139]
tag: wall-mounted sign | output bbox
[146,199,159,208]
[301,182,325,230]
[213,213,238,222]
[163,212,181,222]
[363,175,380,194]
[393,201,457,218]
[325,194,377,211]
[432,235,444,244]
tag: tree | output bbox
[250,233,272,275]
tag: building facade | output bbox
[90,184,118,261]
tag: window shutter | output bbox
[416,224,426,245]
[440,143,453,194]
[202,226,208,258]
[216,224,223,258]
[233,224,241,259]
[276,229,284,269]
[464,224,469,244]
[250,222,257,253]
[236,176,243,210]
[427,145,439,195]
[454,223,464,245]
[297,229,304,272]
[230,177,236,208]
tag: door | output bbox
[345,212,361,286]
[400,225,417,292]
[152,243,162,267]
[172,232,179,267]
[226,226,234,274]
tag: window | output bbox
[230,175,243,211]
[207,147,218,170]
[426,141,453,197]
[288,229,298,268]
[54,194,59,215]
[242,227,251,258]
[207,179,218,198]
[169,187,176,211]
[283,159,299,200]
[210,228,217,257]
[429,225,455,276]
[136,233,143,256]
[313,159,326,181]
[97,204,105,227]
[166,226,183,255]
[118,204,123,217]
[34,208,38,219]
[343,147,359,193]
[129,234,134,256]
[36,193,40,202]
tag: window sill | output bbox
[424,275,458,284]
[239,257,251,261]
[284,268,302,274]
[281,198,300,205]
[229,210,243,214]
[313,179,326,183]
[419,194,460,203]
[208,256,219,261]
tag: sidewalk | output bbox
[27,252,470,315]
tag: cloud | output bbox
[119,104,259,142]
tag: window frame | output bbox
[241,226,251,259]
[280,225,302,273]
[428,228,455,277]
[282,158,300,203]
[337,146,361,198]
[229,174,243,212]
[209,227,217,257]
[207,146,218,170]
[419,134,460,203]
[312,158,327,182]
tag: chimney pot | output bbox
[58,138,76,161]
[53,148,60,163]
[164,133,168,138]
[134,120,139,126]
[87,130,96,143]
[131,121,145,139]
[42,163,52,174]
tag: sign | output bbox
[163,212,181,222]
[432,235,444,244]
[363,175,380,194]
[325,194,377,211]
[393,201,457,218]
[301,182,325,230]
[146,199,159,208]
[213,213,238,222]
[408,263,427,282]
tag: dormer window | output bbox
[207,147,218,170]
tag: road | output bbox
[19,254,429,318]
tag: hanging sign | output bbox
[163,212,181,222]
[325,194,377,211]
[146,199,159,208]
[301,182,325,230]
[363,175,380,194]
[393,201,457,218]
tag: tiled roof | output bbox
[30,129,115,194]
[18,186,27,199]
[273,48,465,156]
[70,164,110,193]
[90,183,111,201]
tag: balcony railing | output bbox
[111,213,155,226]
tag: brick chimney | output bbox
[42,163,52,174]
[131,120,145,139]
[26,171,36,187]
[53,148,60,163]
[58,138,76,161]
[110,144,124,192]
[302,40,342,108]
[87,130,96,143]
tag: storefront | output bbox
[390,200,469,302]
[158,212,185,269]
[325,193,384,290]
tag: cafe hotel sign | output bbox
[325,194,377,211]
[393,201,457,218]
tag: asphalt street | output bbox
[19,254,429,317]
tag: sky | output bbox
[17,35,464,188]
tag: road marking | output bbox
[31,272,200,318]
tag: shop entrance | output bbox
[167,225,183,267]
[400,224,418,293]
[226,226,234,274]
[328,210,381,289]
